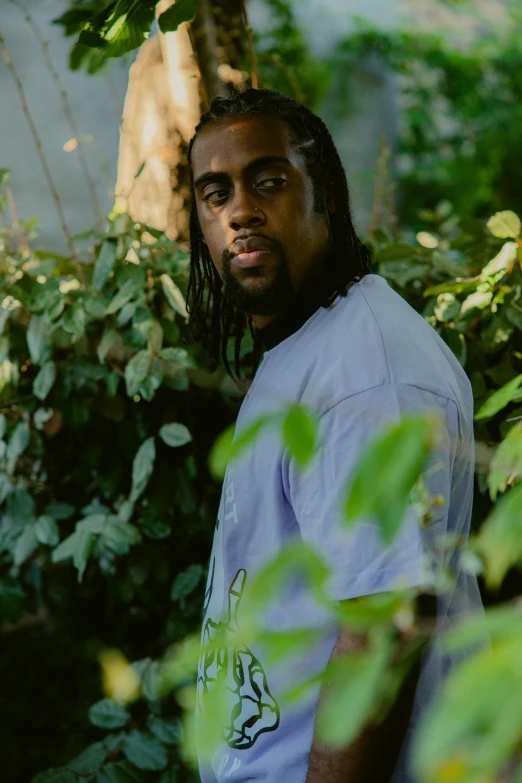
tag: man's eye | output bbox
[258,178,285,188]
[204,189,228,203]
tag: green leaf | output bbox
[130,437,156,503]
[343,415,437,544]
[208,418,271,479]
[0,168,10,188]
[0,472,12,505]
[147,319,163,353]
[31,770,76,783]
[434,293,460,322]
[375,244,419,262]
[487,210,521,239]
[0,577,25,622]
[62,303,86,337]
[412,624,522,783]
[6,421,30,474]
[27,314,52,365]
[73,530,94,582]
[51,531,81,564]
[316,634,393,747]
[33,408,54,430]
[13,525,38,566]
[158,0,200,32]
[45,502,75,520]
[159,422,192,448]
[69,741,109,775]
[93,241,117,291]
[460,290,493,315]
[488,423,522,500]
[160,274,188,319]
[134,161,146,179]
[35,515,60,546]
[96,761,143,783]
[77,514,108,534]
[282,405,318,468]
[52,529,93,580]
[147,716,182,745]
[477,483,522,588]
[171,564,203,601]
[103,1,157,59]
[122,730,168,771]
[106,279,141,315]
[102,519,141,555]
[475,374,522,420]
[125,350,163,399]
[424,278,479,297]
[0,306,10,336]
[97,328,121,364]
[481,242,517,279]
[33,361,57,400]
[89,698,130,730]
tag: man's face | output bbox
[191,114,333,325]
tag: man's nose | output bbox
[228,188,265,230]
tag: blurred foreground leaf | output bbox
[343,415,439,543]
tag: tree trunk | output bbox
[115,0,247,243]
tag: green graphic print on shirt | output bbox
[197,565,280,749]
[197,459,280,752]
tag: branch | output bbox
[186,22,210,111]
[11,0,104,229]
[0,29,85,285]
[240,0,258,89]
[4,180,30,256]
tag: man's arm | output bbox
[305,604,424,783]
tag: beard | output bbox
[220,240,295,316]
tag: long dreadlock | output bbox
[185,88,373,388]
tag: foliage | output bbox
[329,4,522,223]
[7,3,522,778]
[5,177,522,780]
[54,0,198,72]
[53,0,329,108]
[0,202,246,780]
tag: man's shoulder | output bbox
[296,275,472,415]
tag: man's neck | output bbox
[255,283,331,352]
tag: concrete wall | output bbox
[1,0,398,251]
[0,0,129,251]
[252,0,400,233]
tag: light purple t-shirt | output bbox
[197,274,481,782]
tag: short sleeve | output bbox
[284,383,456,601]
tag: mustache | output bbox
[222,233,285,264]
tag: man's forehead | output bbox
[191,115,296,174]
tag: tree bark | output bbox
[115,0,248,243]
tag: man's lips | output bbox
[231,249,275,268]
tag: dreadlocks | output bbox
[185,88,373,387]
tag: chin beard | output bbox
[221,251,295,316]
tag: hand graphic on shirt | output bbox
[197,568,280,750]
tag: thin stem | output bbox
[270,52,303,102]
[4,181,30,256]
[187,22,210,111]
[105,70,125,121]
[240,0,258,89]
[11,0,103,229]
[0,29,85,285]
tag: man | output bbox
[186,89,481,782]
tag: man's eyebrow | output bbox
[193,156,291,190]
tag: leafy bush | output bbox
[5,171,522,780]
[0,193,248,780]
[330,5,522,224]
